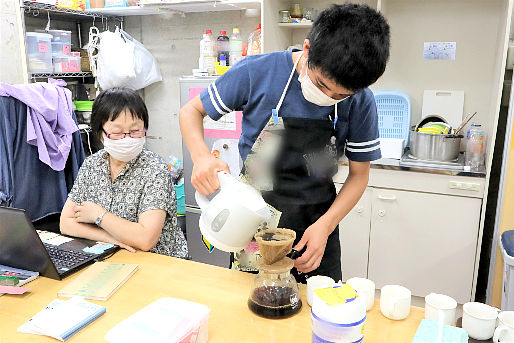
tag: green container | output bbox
[73,101,93,112]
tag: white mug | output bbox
[346,277,375,311]
[307,275,336,306]
[424,293,457,326]
[462,302,499,340]
[380,285,411,320]
[494,311,514,343]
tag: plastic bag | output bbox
[168,155,183,182]
[120,29,162,90]
[247,24,261,56]
[97,28,162,90]
[97,28,135,90]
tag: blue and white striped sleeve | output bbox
[200,58,250,121]
[345,89,381,162]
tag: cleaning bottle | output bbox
[229,28,243,66]
[465,124,486,170]
[216,31,230,66]
[199,30,216,75]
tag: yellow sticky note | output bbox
[314,284,358,306]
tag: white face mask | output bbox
[103,136,145,162]
[299,60,344,107]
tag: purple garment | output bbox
[0,79,78,171]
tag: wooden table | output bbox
[0,251,425,342]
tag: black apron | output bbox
[237,53,342,283]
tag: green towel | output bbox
[412,319,468,343]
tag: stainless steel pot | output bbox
[409,129,463,161]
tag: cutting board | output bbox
[422,90,464,129]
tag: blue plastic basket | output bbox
[373,90,411,145]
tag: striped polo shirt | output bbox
[200,50,381,163]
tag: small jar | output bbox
[279,10,291,23]
[291,3,302,19]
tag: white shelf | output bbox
[139,0,261,13]
[277,22,312,28]
[86,6,162,16]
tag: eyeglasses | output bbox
[103,129,146,140]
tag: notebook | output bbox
[18,297,106,341]
[58,262,138,301]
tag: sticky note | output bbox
[0,286,30,294]
[314,284,358,306]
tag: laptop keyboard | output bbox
[43,243,95,270]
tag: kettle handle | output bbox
[195,191,210,211]
[195,171,234,211]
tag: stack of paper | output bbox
[58,262,138,301]
[18,297,106,341]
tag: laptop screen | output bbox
[0,207,60,279]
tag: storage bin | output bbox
[57,0,86,10]
[500,230,514,310]
[53,56,69,73]
[104,0,127,7]
[67,56,81,72]
[37,29,72,44]
[80,50,91,72]
[52,42,71,56]
[373,90,411,145]
[26,32,53,73]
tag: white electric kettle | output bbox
[195,171,271,252]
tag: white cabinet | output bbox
[337,186,372,281]
[367,188,482,304]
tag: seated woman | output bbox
[60,87,188,258]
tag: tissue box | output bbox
[412,319,468,343]
[379,138,404,159]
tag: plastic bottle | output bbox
[220,55,227,67]
[199,30,216,75]
[465,124,486,170]
[229,28,243,66]
[216,30,230,66]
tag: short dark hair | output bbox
[90,88,149,139]
[307,4,390,92]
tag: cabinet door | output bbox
[337,185,372,281]
[368,188,481,303]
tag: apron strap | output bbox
[276,52,303,114]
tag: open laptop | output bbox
[0,207,119,280]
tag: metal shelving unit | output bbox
[30,72,93,79]
[21,1,120,21]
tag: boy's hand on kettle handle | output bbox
[192,154,230,195]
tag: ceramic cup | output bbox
[380,285,411,320]
[462,302,499,340]
[424,293,457,326]
[494,311,514,343]
[307,275,336,307]
[346,277,375,311]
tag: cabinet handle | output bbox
[378,195,397,201]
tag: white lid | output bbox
[27,32,52,39]
[311,286,366,324]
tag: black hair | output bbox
[90,87,149,139]
[307,4,390,92]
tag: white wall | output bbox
[124,11,260,160]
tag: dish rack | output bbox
[373,90,411,145]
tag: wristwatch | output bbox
[95,211,108,226]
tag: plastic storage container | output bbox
[373,90,411,146]
[52,56,69,73]
[67,55,81,72]
[37,29,71,44]
[26,32,53,73]
[52,42,71,56]
[73,101,93,124]
[500,230,514,310]
[311,284,367,343]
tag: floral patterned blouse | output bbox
[68,149,188,258]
